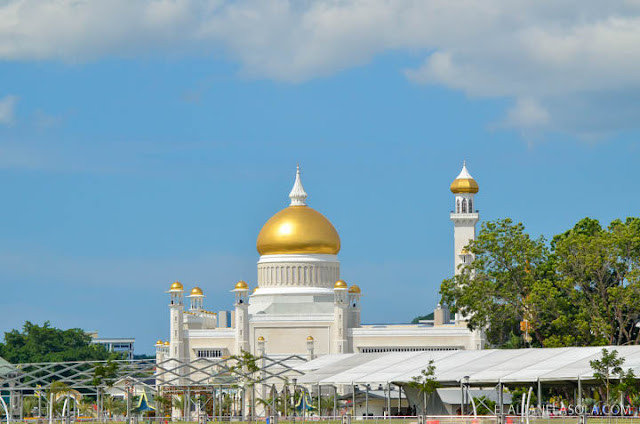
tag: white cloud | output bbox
[500,98,550,130]
[0,95,18,125]
[2,1,640,135]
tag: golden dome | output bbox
[334,280,348,289]
[307,336,314,341]
[164,341,170,346]
[450,161,479,194]
[348,284,361,294]
[257,336,265,342]
[156,339,163,345]
[450,178,479,194]
[460,248,469,255]
[235,280,249,290]
[169,281,183,291]
[190,287,203,296]
[257,206,340,255]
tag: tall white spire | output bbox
[289,164,308,206]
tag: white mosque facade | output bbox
[155,164,485,364]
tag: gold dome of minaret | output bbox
[450,161,479,194]
[257,165,341,255]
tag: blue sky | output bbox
[1,1,640,354]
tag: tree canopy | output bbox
[0,321,115,363]
[440,217,640,348]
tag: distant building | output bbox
[156,163,485,367]
[88,332,135,359]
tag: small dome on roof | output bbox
[334,280,348,289]
[235,280,249,290]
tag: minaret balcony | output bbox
[450,212,479,220]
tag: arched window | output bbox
[456,199,461,213]
[469,199,473,212]
[462,199,467,213]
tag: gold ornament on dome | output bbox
[170,281,183,290]
[256,205,341,255]
[190,287,203,296]
[348,284,361,294]
[307,336,314,341]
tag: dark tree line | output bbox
[0,321,116,363]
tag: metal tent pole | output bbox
[352,383,355,418]
[537,380,542,412]
[577,377,582,407]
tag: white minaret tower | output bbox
[168,281,185,359]
[449,161,479,323]
[333,280,350,353]
[168,281,186,386]
[233,280,250,354]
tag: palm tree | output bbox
[78,399,96,418]
[22,396,38,417]
[313,395,335,416]
[153,395,171,418]
[257,396,284,416]
[102,395,126,418]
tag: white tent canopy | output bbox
[295,346,640,386]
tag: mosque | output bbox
[155,163,485,364]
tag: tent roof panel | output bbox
[296,346,640,386]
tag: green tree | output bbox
[102,395,125,418]
[553,218,640,346]
[229,350,260,419]
[614,368,638,406]
[407,360,440,415]
[411,313,434,324]
[440,216,640,348]
[312,395,335,416]
[78,398,96,418]
[92,359,119,387]
[473,396,496,415]
[153,395,171,418]
[0,321,115,363]
[22,396,38,417]
[590,348,625,408]
[440,219,562,347]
